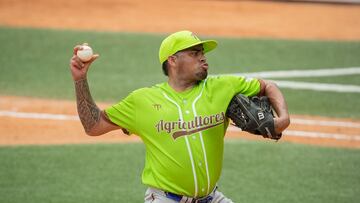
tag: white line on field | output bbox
[214,67,360,79]
[283,130,360,141]
[0,111,79,121]
[291,118,360,128]
[1,111,359,128]
[211,67,360,93]
[1,110,359,140]
[227,126,360,141]
[271,80,360,93]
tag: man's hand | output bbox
[258,79,290,135]
[69,44,99,81]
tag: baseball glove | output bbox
[226,94,282,140]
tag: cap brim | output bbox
[177,40,218,54]
[202,40,218,54]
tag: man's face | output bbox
[173,44,209,82]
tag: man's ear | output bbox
[167,55,177,66]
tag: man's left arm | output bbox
[258,79,290,134]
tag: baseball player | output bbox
[69,30,290,202]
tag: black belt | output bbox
[164,187,217,203]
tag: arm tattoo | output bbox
[75,78,100,133]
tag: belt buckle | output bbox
[165,191,213,203]
[196,195,213,203]
[165,192,182,202]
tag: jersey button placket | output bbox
[188,111,207,197]
[183,102,200,195]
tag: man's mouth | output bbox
[201,63,209,70]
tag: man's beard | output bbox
[196,71,208,81]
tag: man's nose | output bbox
[200,53,206,62]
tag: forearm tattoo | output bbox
[75,78,100,133]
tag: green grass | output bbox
[1,27,359,203]
[221,140,360,203]
[279,75,360,86]
[0,141,359,203]
[0,143,146,203]
[207,38,360,73]
[0,26,360,118]
[0,27,167,101]
[282,89,359,118]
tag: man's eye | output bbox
[192,51,199,56]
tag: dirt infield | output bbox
[1,0,360,40]
[1,96,359,148]
[0,0,359,148]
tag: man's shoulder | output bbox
[205,75,260,93]
[131,82,166,97]
[207,74,244,80]
[207,75,258,84]
[206,75,238,85]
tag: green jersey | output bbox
[105,75,260,197]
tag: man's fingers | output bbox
[71,54,97,70]
[85,54,99,65]
[70,60,81,70]
[70,55,85,69]
[74,56,85,67]
[73,46,80,55]
[71,58,85,70]
[90,54,99,62]
[79,54,98,72]
[73,45,84,55]
[71,45,97,73]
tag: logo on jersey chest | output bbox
[153,104,162,110]
[155,112,225,139]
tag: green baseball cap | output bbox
[159,30,218,64]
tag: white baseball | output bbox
[77,45,93,62]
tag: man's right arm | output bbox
[70,44,120,136]
[74,78,120,136]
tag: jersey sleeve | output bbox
[105,93,137,135]
[222,75,261,97]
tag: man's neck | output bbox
[167,78,197,92]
